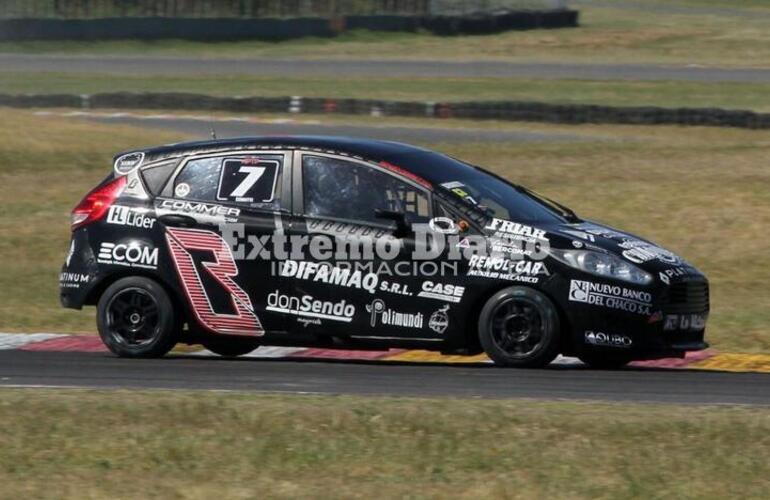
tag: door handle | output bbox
[158,214,197,228]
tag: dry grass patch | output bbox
[0,389,768,499]
[3,73,770,111]
[0,4,768,66]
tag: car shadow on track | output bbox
[163,352,713,373]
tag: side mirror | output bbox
[375,209,411,238]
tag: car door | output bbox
[157,151,292,337]
[284,152,449,342]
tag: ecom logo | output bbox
[98,241,158,269]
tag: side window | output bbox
[302,155,430,226]
[174,157,221,201]
[174,155,283,209]
[141,161,177,196]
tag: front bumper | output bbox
[559,276,710,360]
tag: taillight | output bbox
[71,176,127,230]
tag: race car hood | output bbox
[543,220,702,278]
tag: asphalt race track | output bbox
[1,350,768,404]
[70,112,584,143]
[2,54,770,82]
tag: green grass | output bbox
[3,73,770,112]
[0,109,768,352]
[0,4,768,67]
[0,389,767,498]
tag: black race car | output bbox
[60,136,709,368]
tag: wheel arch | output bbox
[85,270,191,326]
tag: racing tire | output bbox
[97,277,179,358]
[578,355,631,370]
[202,337,260,357]
[478,286,560,368]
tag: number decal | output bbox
[230,166,265,198]
[166,227,263,336]
[217,157,279,203]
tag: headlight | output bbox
[550,248,652,285]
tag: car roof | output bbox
[121,135,486,188]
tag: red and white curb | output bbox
[2,333,768,372]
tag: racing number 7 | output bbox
[230,166,265,198]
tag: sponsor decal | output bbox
[297,317,322,327]
[268,291,355,323]
[664,313,708,332]
[97,241,158,269]
[59,272,89,289]
[584,330,632,348]
[484,218,548,243]
[123,176,149,200]
[490,238,538,257]
[367,299,424,329]
[277,260,413,297]
[418,280,465,303]
[106,205,156,229]
[467,255,546,283]
[441,181,478,206]
[65,240,75,267]
[307,219,390,239]
[429,305,450,334]
[166,228,262,336]
[568,279,652,315]
[278,260,379,294]
[379,280,412,296]
[158,199,240,222]
[428,217,457,234]
[659,267,688,285]
[114,152,144,175]
[618,239,680,265]
[175,183,191,198]
[648,310,663,323]
[562,229,595,242]
[581,225,629,240]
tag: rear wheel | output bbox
[97,277,179,358]
[202,337,260,357]
[478,287,560,368]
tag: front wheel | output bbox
[478,287,561,368]
[97,277,179,358]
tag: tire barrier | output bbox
[3,92,769,129]
[0,10,578,41]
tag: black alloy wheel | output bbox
[97,277,179,357]
[478,287,560,368]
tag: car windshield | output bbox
[439,170,576,224]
